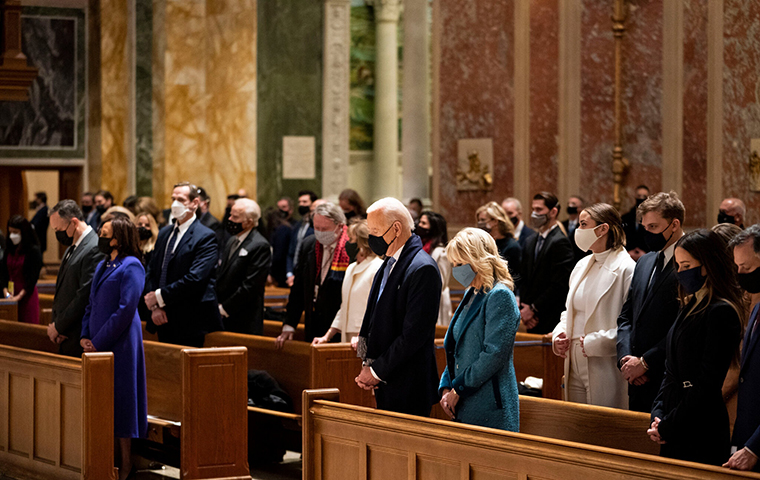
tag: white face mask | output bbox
[314,228,339,246]
[171,200,189,221]
[9,233,21,245]
[574,224,603,252]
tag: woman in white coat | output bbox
[417,211,453,326]
[552,203,635,409]
[312,219,384,346]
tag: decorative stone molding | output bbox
[369,0,401,23]
[321,0,351,200]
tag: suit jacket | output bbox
[330,255,384,339]
[520,226,575,334]
[81,256,147,438]
[199,211,225,253]
[616,250,680,412]
[439,283,520,431]
[359,234,441,416]
[145,219,222,346]
[285,235,343,341]
[732,303,760,460]
[30,206,49,253]
[651,297,741,466]
[216,230,272,335]
[87,209,103,229]
[551,247,635,408]
[52,229,104,357]
[516,223,537,251]
[287,219,314,276]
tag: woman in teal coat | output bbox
[439,227,521,432]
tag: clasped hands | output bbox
[620,355,649,385]
[647,416,666,444]
[46,323,67,344]
[552,332,588,358]
[79,338,97,352]
[355,366,379,391]
[439,388,459,420]
[519,303,538,330]
[144,292,168,326]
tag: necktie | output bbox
[159,227,179,288]
[377,257,396,302]
[60,245,75,270]
[649,251,665,289]
[320,246,334,284]
[534,236,545,262]
[228,238,240,261]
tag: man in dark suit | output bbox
[30,191,49,254]
[621,185,651,261]
[725,226,760,471]
[562,195,589,265]
[216,198,271,335]
[90,190,114,229]
[47,200,104,357]
[355,197,441,417]
[519,192,574,335]
[286,190,317,287]
[616,191,684,413]
[275,201,347,347]
[144,182,222,347]
[502,197,536,250]
[197,186,226,250]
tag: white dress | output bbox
[330,255,384,341]
[431,246,453,326]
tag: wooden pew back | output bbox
[302,389,760,480]
[0,319,57,353]
[0,345,116,480]
[0,300,18,323]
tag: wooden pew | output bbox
[302,389,760,480]
[0,299,18,322]
[39,293,54,325]
[0,345,116,480]
[264,286,290,311]
[141,341,251,480]
[0,319,57,353]
[37,278,56,295]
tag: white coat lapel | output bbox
[566,256,595,335]
[584,250,622,326]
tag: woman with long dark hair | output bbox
[80,217,147,479]
[0,215,43,324]
[417,211,452,325]
[338,188,367,222]
[647,229,744,466]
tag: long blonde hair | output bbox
[446,227,514,291]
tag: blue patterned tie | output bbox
[159,227,179,288]
[376,257,396,303]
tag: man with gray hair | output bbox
[48,199,104,357]
[355,197,441,417]
[502,197,536,250]
[276,201,350,347]
[725,225,760,471]
[215,198,272,334]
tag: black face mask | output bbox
[345,241,359,261]
[644,221,674,252]
[635,198,646,208]
[298,205,310,216]
[566,206,578,215]
[226,220,244,235]
[98,236,115,255]
[96,204,107,214]
[56,222,74,246]
[368,223,395,256]
[477,222,490,234]
[138,226,153,240]
[415,226,430,238]
[508,216,519,227]
[737,267,760,294]
[718,211,736,225]
[344,211,357,221]
[279,209,290,218]
[82,205,93,214]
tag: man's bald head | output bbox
[719,197,746,226]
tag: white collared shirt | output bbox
[74,225,93,248]
[514,220,525,240]
[539,222,560,239]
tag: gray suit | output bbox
[52,229,104,357]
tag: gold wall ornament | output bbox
[457,139,493,191]
[750,149,760,192]
[611,0,629,210]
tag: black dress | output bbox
[651,296,741,466]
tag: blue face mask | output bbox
[452,264,477,287]
[677,265,706,295]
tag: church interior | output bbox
[2,0,760,479]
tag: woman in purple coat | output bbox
[80,217,147,480]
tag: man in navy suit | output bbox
[725,226,760,471]
[502,197,536,250]
[144,182,222,347]
[616,191,684,413]
[355,197,441,417]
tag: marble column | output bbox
[370,0,401,200]
[401,0,429,204]
[322,0,351,201]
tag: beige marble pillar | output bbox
[322,0,351,202]
[370,0,401,200]
[401,0,429,204]
[100,0,135,202]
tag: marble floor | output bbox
[0,451,302,480]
